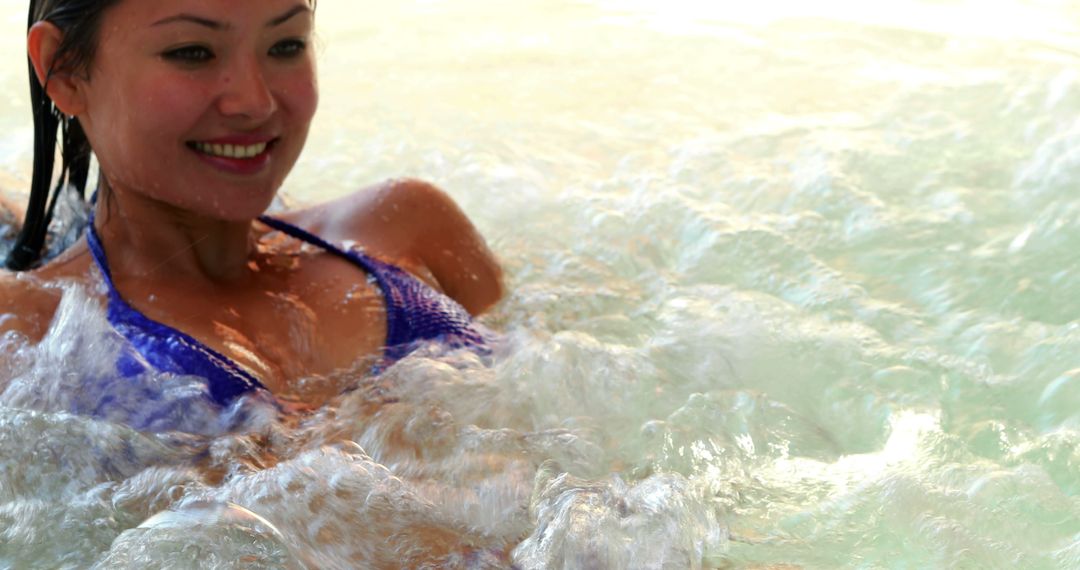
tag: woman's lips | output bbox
[186,138,278,175]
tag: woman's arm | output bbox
[392,179,505,315]
[289,179,505,316]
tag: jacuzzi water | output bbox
[1,0,1079,568]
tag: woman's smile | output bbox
[188,136,280,176]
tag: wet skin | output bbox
[0,0,504,400]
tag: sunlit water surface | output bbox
[1,0,1080,568]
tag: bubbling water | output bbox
[0,280,729,567]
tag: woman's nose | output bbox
[217,57,276,121]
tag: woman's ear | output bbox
[27,21,87,116]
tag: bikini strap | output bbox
[85,211,122,300]
[257,215,346,258]
[257,215,405,347]
[86,210,267,405]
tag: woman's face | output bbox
[75,0,318,220]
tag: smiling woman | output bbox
[5,0,1079,567]
[0,0,503,408]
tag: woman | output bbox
[0,0,504,410]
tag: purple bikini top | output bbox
[85,213,488,406]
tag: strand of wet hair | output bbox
[6,0,93,270]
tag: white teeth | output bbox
[193,141,269,159]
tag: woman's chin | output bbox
[167,194,280,223]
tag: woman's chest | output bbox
[117,253,389,395]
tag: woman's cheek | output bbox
[281,63,319,121]
[138,74,209,134]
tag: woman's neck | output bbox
[92,189,258,285]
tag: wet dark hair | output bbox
[6,0,120,270]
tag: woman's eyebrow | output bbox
[152,13,225,31]
[151,5,312,31]
[267,5,312,27]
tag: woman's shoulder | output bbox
[0,238,93,341]
[0,271,64,341]
[281,178,449,252]
[280,178,505,315]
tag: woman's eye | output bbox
[162,45,214,63]
[269,39,307,58]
